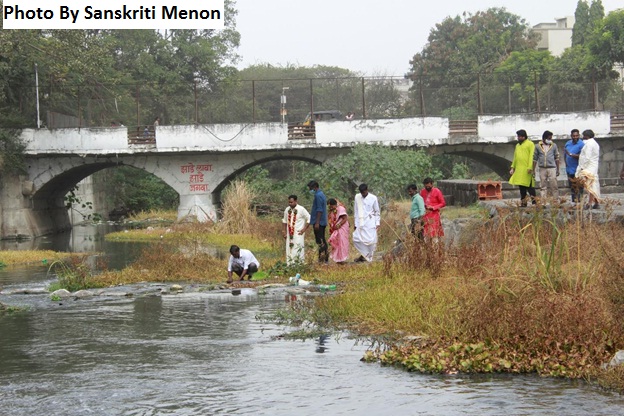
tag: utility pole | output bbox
[281,87,289,124]
[35,63,41,128]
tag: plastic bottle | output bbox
[319,284,336,293]
[288,274,301,286]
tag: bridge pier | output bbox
[0,175,72,239]
[177,193,217,222]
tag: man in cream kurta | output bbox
[282,195,311,265]
[575,129,601,209]
[353,183,380,262]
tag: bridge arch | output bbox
[26,156,180,236]
[213,154,324,196]
[435,148,514,179]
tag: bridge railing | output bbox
[10,71,624,130]
[287,122,316,140]
[127,126,156,145]
[611,114,624,132]
[449,120,478,136]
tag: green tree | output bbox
[573,0,605,47]
[408,8,538,115]
[0,129,26,175]
[101,167,179,213]
[495,50,555,111]
[572,1,590,46]
[553,7,619,111]
[308,145,441,202]
[588,0,605,33]
[589,10,624,67]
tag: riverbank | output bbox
[310,204,624,392]
[3,201,623,392]
[0,250,75,267]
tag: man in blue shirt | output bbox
[307,180,328,263]
[564,129,585,203]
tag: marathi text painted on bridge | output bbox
[180,163,213,193]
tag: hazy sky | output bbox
[234,0,621,76]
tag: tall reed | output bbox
[215,179,259,235]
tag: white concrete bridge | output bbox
[3,111,624,238]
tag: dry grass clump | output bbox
[129,209,178,223]
[377,201,410,250]
[592,365,624,392]
[215,179,259,235]
[105,221,274,253]
[316,271,464,336]
[92,243,226,285]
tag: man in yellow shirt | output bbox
[509,129,536,207]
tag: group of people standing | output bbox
[283,179,447,268]
[407,178,447,242]
[282,181,380,265]
[227,177,449,281]
[229,125,613,281]
[509,128,601,209]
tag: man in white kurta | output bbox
[575,129,601,209]
[353,184,380,262]
[282,195,311,265]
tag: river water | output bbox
[1,225,623,415]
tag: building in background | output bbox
[532,16,575,57]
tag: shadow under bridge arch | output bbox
[30,160,179,236]
[212,154,326,207]
[437,149,513,179]
[30,161,121,235]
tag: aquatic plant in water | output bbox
[48,256,97,292]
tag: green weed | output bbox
[47,256,103,292]
[0,302,28,315]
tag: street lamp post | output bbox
[281,87,289,124]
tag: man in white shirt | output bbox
[227,245,260,283]
[282,195,311,265]
[353,183,380,262]
[575,129,601,210]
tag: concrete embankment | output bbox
[441,192,624,245]
[439,178,624,207]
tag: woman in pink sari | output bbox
[327,198,350,264]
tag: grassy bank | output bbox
[0,250,75,267]
[313,207,624,391]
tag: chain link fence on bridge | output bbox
[8,71,624,129]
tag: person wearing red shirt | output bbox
[419,178,446,241]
